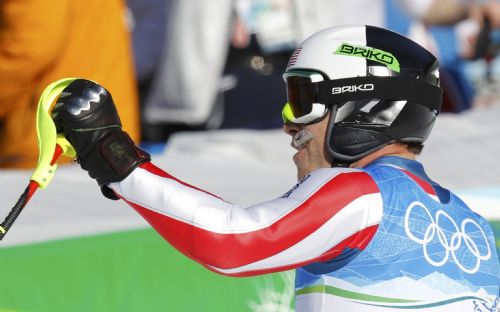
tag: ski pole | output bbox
[0,78,77,241]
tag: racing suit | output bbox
[109,155,500,311]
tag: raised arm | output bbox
[52,79,383,276]
[110,163,382,276]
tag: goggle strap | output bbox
[317,76,442,112]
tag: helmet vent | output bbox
[287,47,302,69]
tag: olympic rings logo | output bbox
[404,201,491,274]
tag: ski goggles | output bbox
[282,71,328,124]
[281,71,443,124]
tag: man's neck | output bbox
[350,144,416,168]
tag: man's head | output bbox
[282,25,442,178]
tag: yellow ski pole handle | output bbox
[31,78,78,188]
[0,78,79,240]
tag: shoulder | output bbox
[281,167,380,201]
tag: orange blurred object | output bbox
[0,0,140,168]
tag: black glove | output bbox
[51,79,150,199]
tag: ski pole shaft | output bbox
[0,145,63,241]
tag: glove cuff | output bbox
[101,185,121,200]
[81,131,151,187]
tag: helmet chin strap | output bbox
[325,105,352,168]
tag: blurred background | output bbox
[0,0,499,311]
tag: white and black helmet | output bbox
[282,25,442,166]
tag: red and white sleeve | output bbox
[108,162,383,277]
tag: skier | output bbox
[52,25,499,311]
